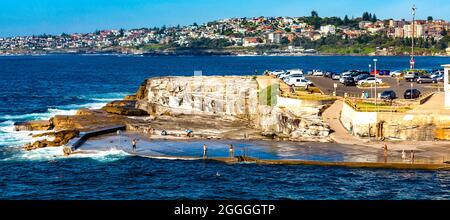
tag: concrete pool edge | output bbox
[132,153,450,171]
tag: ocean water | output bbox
[1,55,449,200]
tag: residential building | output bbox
[320,25,336,35]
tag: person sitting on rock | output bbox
[161,130,168,136]
[185,129,194,137]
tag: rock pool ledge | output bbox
[136,155,450,170]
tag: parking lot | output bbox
[305,75,442,99]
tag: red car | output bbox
[370,70,390,76]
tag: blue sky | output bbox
[1,0,449,37]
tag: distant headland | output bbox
[1,11,449,56]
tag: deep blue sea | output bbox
[1,55,449,200]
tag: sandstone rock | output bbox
[14,120,53,131]
[24,130,80,151]
[124,95,137,100]
[102,100,149,116]
[76,108,100,116]
[135,80,148,100]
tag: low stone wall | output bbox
[340,102,378,137]
[341,101,450,140]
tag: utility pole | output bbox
[410,5,417,70]
[374,59,378,107]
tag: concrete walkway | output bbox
[322,100,450,161]
[322,100,363,145]
[408,92,450,115]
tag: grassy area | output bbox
[284,89,337,101]
[345,99,413,112]
[357,83,390,88]
[318,45,376,55]
[140,44,171,51]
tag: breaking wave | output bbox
[0,92,128,160]
[2,147,130,162]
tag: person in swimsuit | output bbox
[203,144,208,159]
[132,139,137,153]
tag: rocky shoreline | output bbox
[15,76,332,151]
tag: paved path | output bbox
[407,92,450,115]
[322,100,363,145]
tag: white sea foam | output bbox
[2,147,130,162]
[68,148,130,162]
[0,92,129,161]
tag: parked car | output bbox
[379,70,391,76]
[354,73,370,82]
[434,75,444,82]
[288,77,313,87]
[390,70,403,77]
[342,77,356,86]
[404,71,419,82]
[311,70,325,76]
[279,69,302,81]
[404,89,421,99]
[286,74,305,85]
[357,77,383,86]
[331,73,341,80]
[340,75,351,84]
[416,75,437,84]
[430,70,444,79]
[324,71,334,78]
[380,90,397,100]
[270,70,285,76]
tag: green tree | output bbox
[371,14,377,22]
[311,10,319,17]
[280,36,290,45]
[343,15,350,25]
[427,16,433,22]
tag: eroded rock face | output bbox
[14,120,53,131]
[136,76,330,141]
[257,105,330,141]
[136,76,259,120]
[23,130,80,151]
[102,100,149,116]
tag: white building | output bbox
[320,25,336,35]
[266,32,282,44]
[443,64,450,109]
[404,24,424,38]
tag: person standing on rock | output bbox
[383,143,388,163]
[132,139,137,153]
[203,144,208,159]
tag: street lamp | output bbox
[410,5,417,70]
[373,59,378,107]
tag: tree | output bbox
[280,37,290,45]
[311,10,319,17]
[362,12,370,21]
[343,15,350,25]
[372,14,377,22]
[427,16,433,22]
